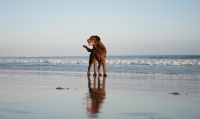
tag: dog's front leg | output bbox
[93,59,97,76]
[87,63,92,76]
[83,45,92,52]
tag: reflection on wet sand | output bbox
[87,75,106,117]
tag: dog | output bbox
[83,35,107,77]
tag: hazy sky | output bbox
[0,0,199,56]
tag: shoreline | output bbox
[0,69,199,76]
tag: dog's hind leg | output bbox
[98,61,102,76]
[102,59,107,77]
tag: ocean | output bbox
[0,55,200,75]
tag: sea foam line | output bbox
[0,59,200,66]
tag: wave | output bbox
[107,59,200,66]
[0,59,200,66]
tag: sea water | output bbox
[0,55,200,75]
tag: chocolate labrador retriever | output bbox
[83,36,107,76]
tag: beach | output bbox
[0,70,200,119]
[1,0,200,118]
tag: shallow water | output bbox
[0,55,200,75]
[0,70,200,119]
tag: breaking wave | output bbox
[0,59,199,66]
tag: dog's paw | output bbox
[83,45,87,48]
[87,72,90,76]
[103,74,107,77]
[93,73,97,76]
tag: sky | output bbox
[0,0,200,56]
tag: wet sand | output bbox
[0,70,200,119]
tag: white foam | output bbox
[0,58,200,66]
[106,59,200,66]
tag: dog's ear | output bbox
[96,36,101,41]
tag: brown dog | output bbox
[83,36,107,76]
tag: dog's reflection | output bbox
[87,75,106,115]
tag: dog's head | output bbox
[87,36,101,46]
